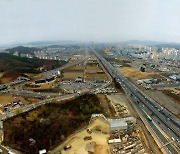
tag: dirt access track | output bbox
[51,118,110,154]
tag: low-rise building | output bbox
[169,75,180,81]
[110,120,128,133]
[75,77,83,82]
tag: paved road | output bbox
[152,82,180,90]
[0,145,9,154]
[0,93,78,121]
[91,48,180,154]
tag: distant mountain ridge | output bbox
[5,44,81,54]
[2,40,180,50]
[46,44,80,49]
[123,40,180,49]
[6,46,40,55]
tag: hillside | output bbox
[5,46,40,55]
[3,94,104,154]
[46,44,80,49]
[0,53,66,83]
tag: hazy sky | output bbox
[0,0,180,45]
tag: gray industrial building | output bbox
[110,120,128,133]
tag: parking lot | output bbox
[55,81,104,93]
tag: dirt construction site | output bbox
[51,115,151,154]
[117,67,160,80]
[50,93,155,154]
[51,118,110,154]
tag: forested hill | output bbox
[0,53,66,73]
[5,46,40,55]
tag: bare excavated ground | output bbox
[0,94,38,106]
[162,89,180,105]
[62,65,84,80]
[62,59,108,82]
[117,67,161,80]
[51,118,110,154]
[106,94,134,117]
[85,65,108,81]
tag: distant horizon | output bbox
[1,39,180,48]
[0,0,180,46]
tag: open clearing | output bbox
[51,118,110,154]
[0,94,26,105]
[0,94,39,106]
[106,94,134,117]
[162,89,180,104]
[62,59,108,82]
[63,66,84,80]
[63,72,84,80]
[0,76,17,84]
[117,67,160,80]
[85,65,107,81]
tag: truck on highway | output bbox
[147,115,152,121]
[0,85,8,91]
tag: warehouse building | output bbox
[90,114,136,133]
[110,120,128,133]
[75,77,83,82]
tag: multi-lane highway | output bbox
[91,48,180,154]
